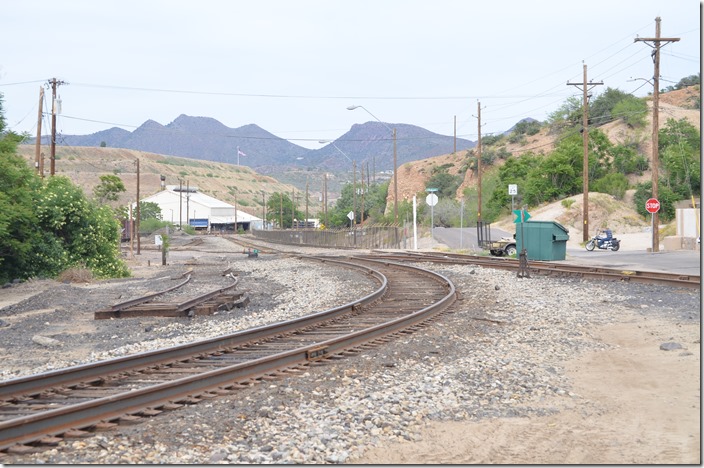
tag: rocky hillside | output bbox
[391,86,700,237]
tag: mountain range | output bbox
[34,115,477,174]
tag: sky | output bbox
[1,0,701,150]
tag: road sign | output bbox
[645,198,660,214]
[513,209,531,223]
[347,211,354,220]
[426,193,438,207]
[508,184,518,195]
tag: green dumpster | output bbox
[515,220,570,261]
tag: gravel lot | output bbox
[0,235,699,464]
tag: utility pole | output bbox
[353,160,357,226]
[48,78,66,176]
[305,177,309,228]
[635,17,680,253]
[136,158,141,255]
[323,173,328,226]
[476,102,483,222]
[360,164,365,224]
[567,63,603,242]
[261,191,266,228]
[392,128,398,224]
[234,189,238,233]
[34,87,44,177]
[179,179,183,230]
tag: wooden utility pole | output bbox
[305,177,309,228]
[567,64,603,242]
[476,102,482,222]
[34,87,44,177]
[48,78,66,176]
[136,158,141,255]
[392,128,398,224]
[353,160,357,226]
[635,17,680,253]
[360,164,365,224]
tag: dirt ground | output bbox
[353,314,701,464]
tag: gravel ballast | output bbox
[0,236,699,464]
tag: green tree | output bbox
[0,131,46,282]
[265,192,302,228]
[426,166,462,199]
[547,96,583,133]
[35,176,129,278]
[658,118,701,197]
[93,174,126,203]
[138,201,163,221]
[634,181,679,222]
[592,173,629,199]
[589,87,632,126]
[611,96,648,127]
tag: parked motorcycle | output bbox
[585,232,620,251]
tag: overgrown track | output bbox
[362,251,700,289]
[0,256,456,454]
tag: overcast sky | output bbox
[1,0,700,150]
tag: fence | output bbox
[252,224,404,249]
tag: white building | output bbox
[141,186,262,232]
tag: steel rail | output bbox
[0,260,383,401]
[108,274,193,312]
[0,257,456,452]
[363,251,700,289]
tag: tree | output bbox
[93,174,126,203]
[547,96,583,133]
[138,201,163,221]
[589,87,631,126]
[426,166,462,199]
[265,192,302,229]
[658,118,701,197]
[611,96,648,128]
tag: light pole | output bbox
[347,105,398,224]
[319,139,356,226]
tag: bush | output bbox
[57,266,94,283]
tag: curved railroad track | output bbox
[0,256,456,454]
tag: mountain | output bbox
[50,115,310,168]
[306,121,475,172]
[33,115,475,174]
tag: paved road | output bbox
[428,227,701,277]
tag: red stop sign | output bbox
[645,198,660,213]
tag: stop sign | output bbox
[645,198,660,214]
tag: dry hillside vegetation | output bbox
[16,145,297,217]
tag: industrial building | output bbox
[141,186,262,232]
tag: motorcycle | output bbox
[585,233,620,251]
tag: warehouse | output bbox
[141,186,262,232]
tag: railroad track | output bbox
[92,272,249,319]
[0,256,456,454]
[360,251,700,289]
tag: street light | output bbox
[347,105,398,224]
[319,139,356,226]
